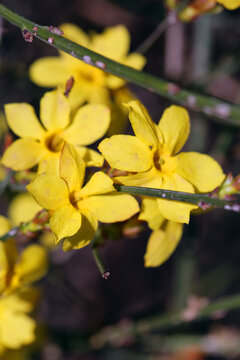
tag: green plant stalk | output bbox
[0,181,238,243]
[136,292,240,333]
[114,184,240,211]
[0,4,240,126]
[91,292,240,346]
[0,182,238,242]
[91,246,107,276]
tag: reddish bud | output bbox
[64,76,75,97]
[22,29,34,43]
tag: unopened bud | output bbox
[178,0,217,21]
[218,173,240,198]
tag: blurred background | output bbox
[0,0,240,359]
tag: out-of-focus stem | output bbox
[137,12,177,54]
[90,292,240,347]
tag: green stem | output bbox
[91,231,110,279]
[114,184,240,211]
[91,246,109,278]
[0,226,18,241]
[137,292,240,333]
[136,12,177,54]
[0,4,240,126]
[92,292,240,346]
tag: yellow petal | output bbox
[60,143,85,192]
[139,198,165,230]
[40,89,70,132]
[62,211,98,251]
[124,100,160,147]
[8,193,42,226]
[91,25,130,60]
[106,74,126,90]
[62,104,110,146]
[3,288,39,312]
[15,245,48,285]
[0,239,18,293]
[38,154,60,175]
[4,103,45,140]
[80,172,114,197]
[115,167,162,187]
[158,105,190,155]
[157,174,197,223]
[60,23,89,46]
[50,205,82,242]
[144,222,183,267]
[65,82,87,111]
[79,193,139,223]
[217,0,240,9]
[176,152,225,192]
[3,238,18,269]
[99,135,152,172]
[124,52,146,70]
[76,147,104,167]
[106,51,146,89]
[1,139,47,171]
[87,86,109,105]
[1,309,35,348]
[27,173,69,210]
[29,57,73,87]
[0,215,11,236]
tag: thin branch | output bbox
[136,12,178,54]
[0,210,49,242]
[114,184,240,212]
[0,4,240,126]
[91,231,110,280]
[91,292,240,347]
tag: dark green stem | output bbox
[91,292,240,346]
[91,232,110,279]
[0,3,240,126]
[136,292,240,333]
[114,184,240,211]
[91,247,107,276]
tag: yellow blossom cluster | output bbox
[1,24,225,274]
[0,216,48,353]
[29,24,146,111]
[0,15,238,358]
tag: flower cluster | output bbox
[1,24,226,276]
[0,216,48,353]
[29,24,146,136]
[1,11,240,358]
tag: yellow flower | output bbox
[99,100,225,223]
[8,193,42,227]
[144,225,183,267]
[0,288,38,351]
[1,89,110,174]
[0,219,48,295]
[29,24,146,111]
[139,198,183,267]
[178,0,240,21]
[27,143,139,251]
[7,193,55,249]
[216,0,240,9]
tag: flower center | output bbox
[153,150,165,170]
[152,146,177,175]
[69,190,84,209]
[45,133,64,153]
